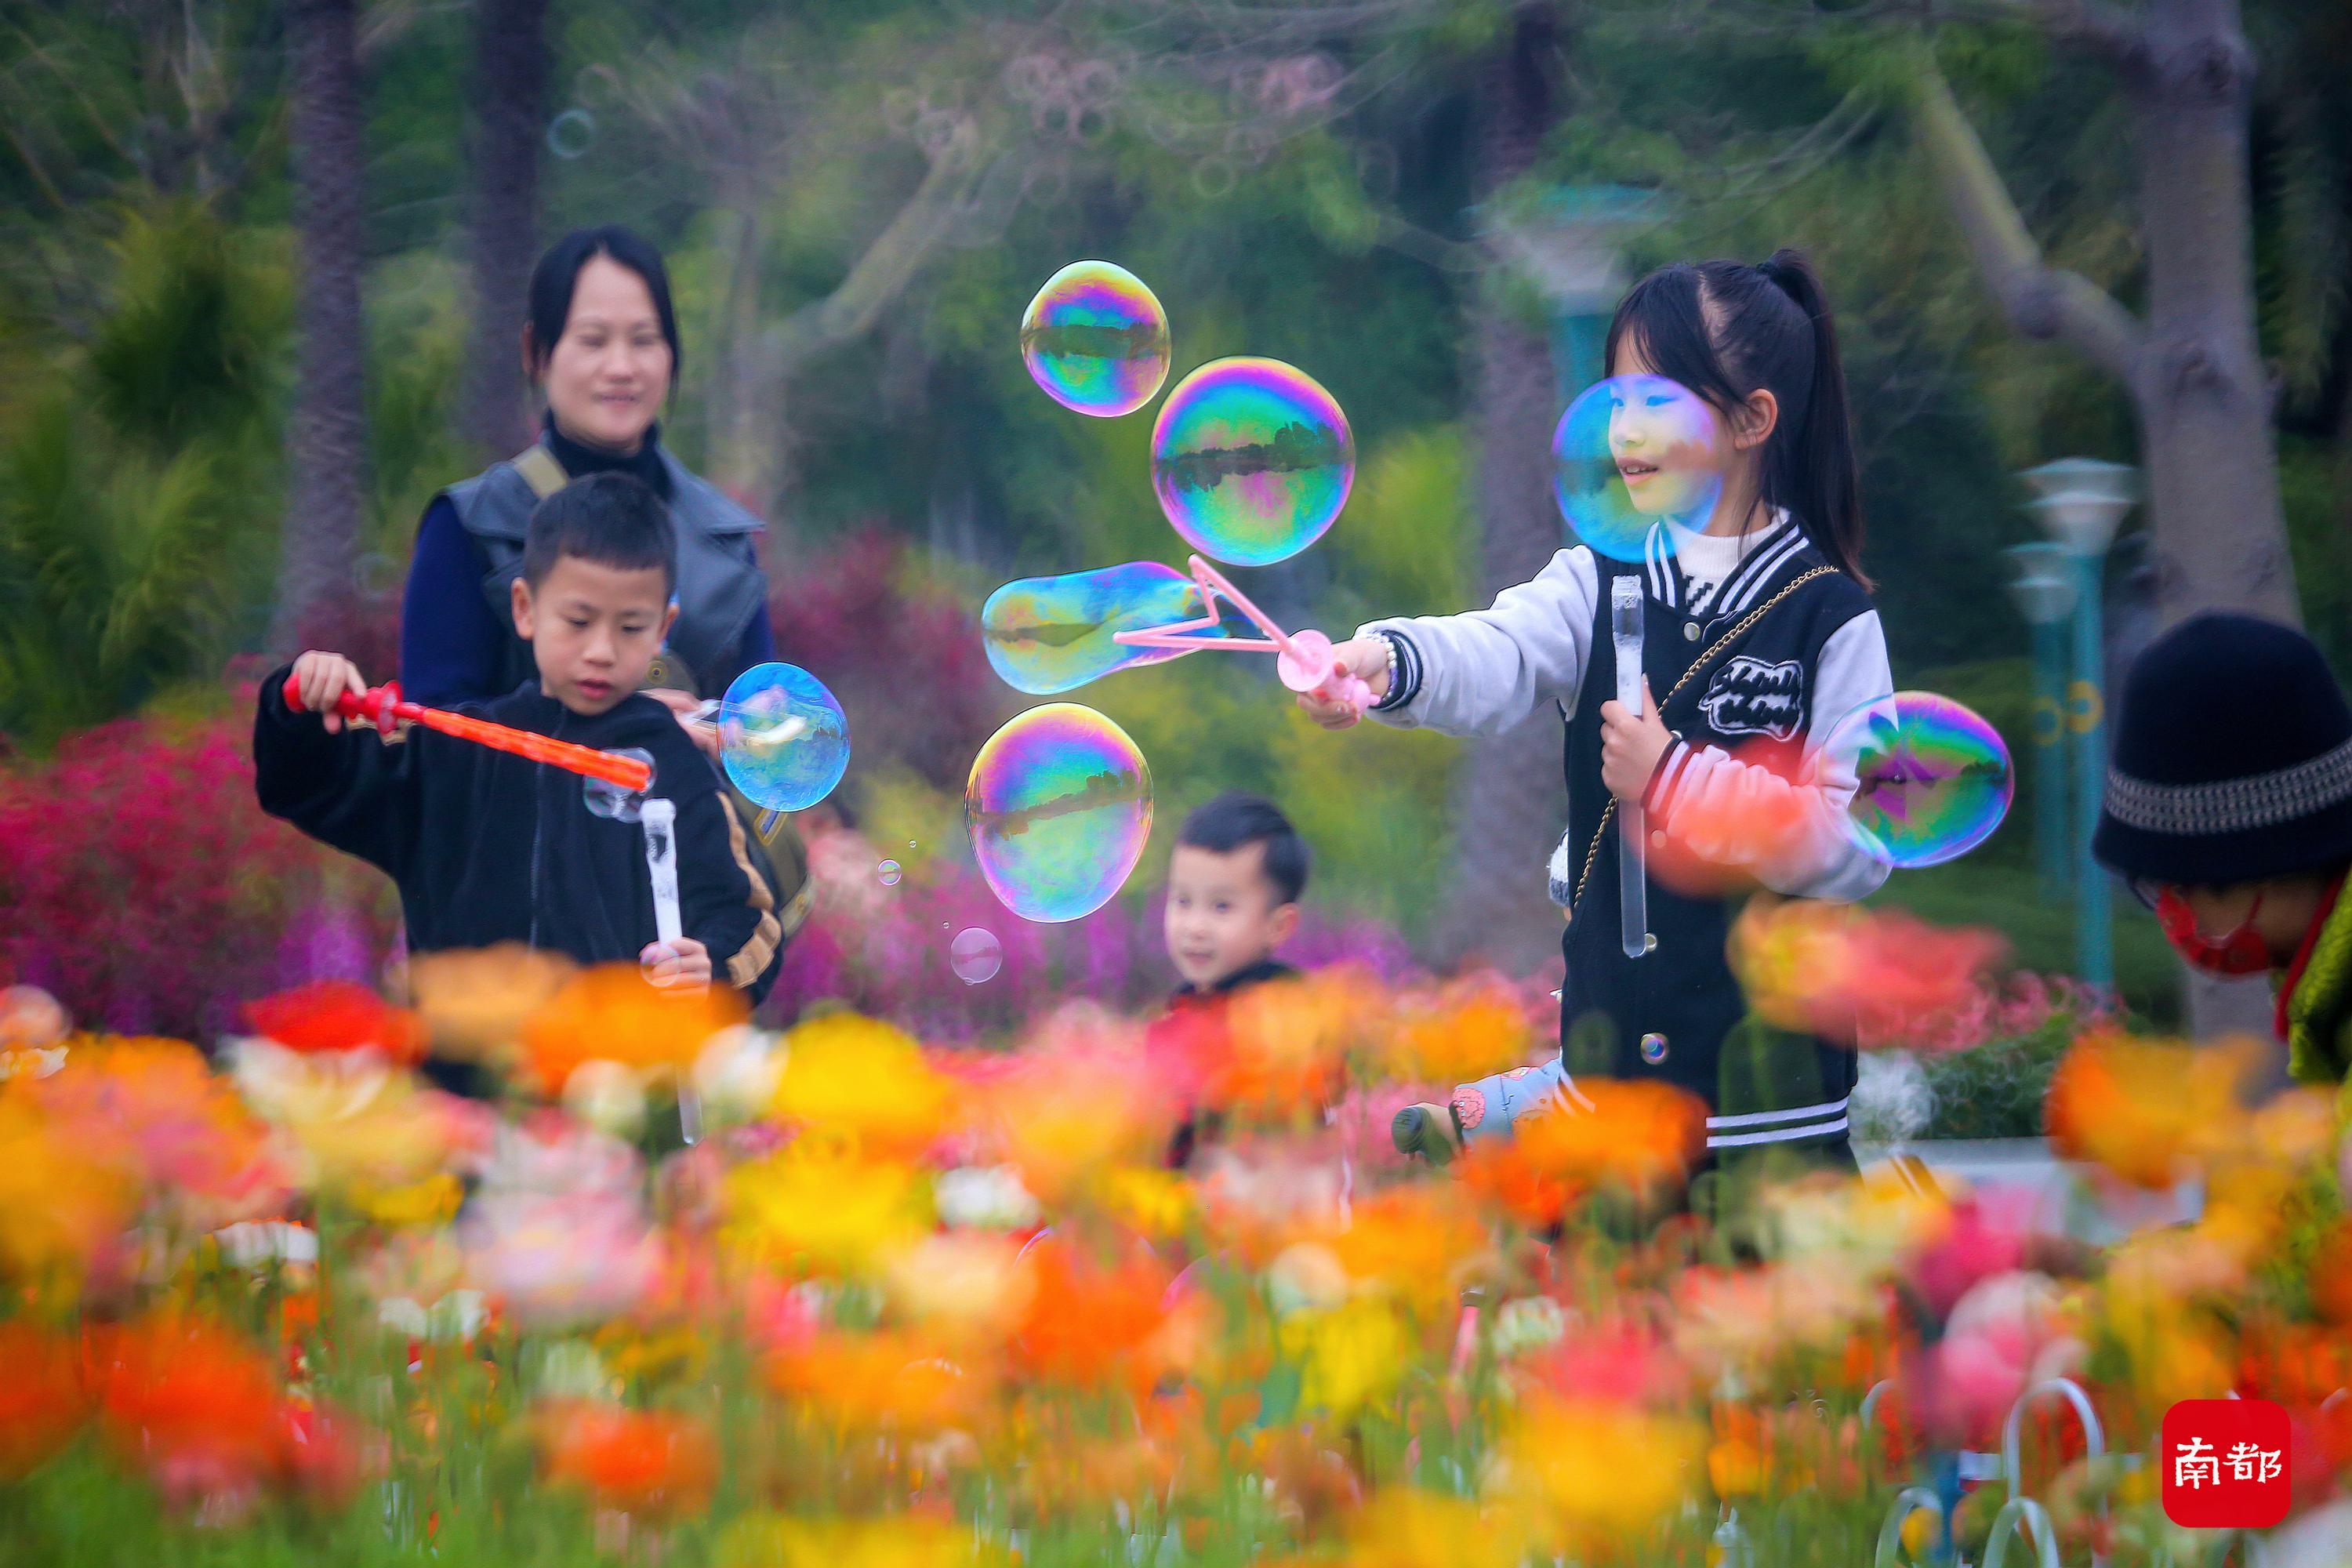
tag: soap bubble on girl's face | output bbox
[1020,260,1171,418]
[1552,373,1725,563]
[949,928,1004,985]
[982,561,1253,695]
[717,662,850,812]
[1150,357,1354,567]
[1818,691,2013,869]
[965,704,1152,924]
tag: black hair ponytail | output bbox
[1602,246,1869,588]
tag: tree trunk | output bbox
[459,0,549,460]
[1437,2,1573,974]
[2130,0,2297,629]
[274,0,369,654]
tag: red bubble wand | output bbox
[280,673,654,793]
[1111,554,1373,717]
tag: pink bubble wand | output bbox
[1110,555,1373,717]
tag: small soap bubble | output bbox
[877,860,903,887]
[1150,357,1353,567]
[716,663,850,812]
[949,928,1004,985]
[1021,260,1171,418]
[1818,691,2013,869]
[965,704,1153,923]
[546,107,597,160]
[1551,374,1725,563]
[982,561,1250,695]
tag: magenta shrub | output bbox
[768,531,1010,793]
[0,700,393,1040]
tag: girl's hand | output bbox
[641,937,713,990]
[1298,637,1391,731]
[644,687,723,764]
[1599,677,1671,802]
[289,651,381,738]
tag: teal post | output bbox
[2032,615,2069,894]
[2069,551,2114,996]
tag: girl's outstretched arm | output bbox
[1643,610,1893,902]
[1352,547,1600,739]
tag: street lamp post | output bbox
[2003,543,2078,896]
[2020,459,2139,1000]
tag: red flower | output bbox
[243,980,426,1065]
[0,1321,88,1480]
[88,1315,285,1515]
[537,1401,717,1519]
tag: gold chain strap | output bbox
[1566,567,1837,913]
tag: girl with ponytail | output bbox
[1304,249,1895,1189]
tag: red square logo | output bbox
[2161,1399,2292,1528]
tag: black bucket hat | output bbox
[2094,613,2352,886]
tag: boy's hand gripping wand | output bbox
[1612,579,1655,960]
[1109,555,1376,718]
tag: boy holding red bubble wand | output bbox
[256,473,786,1006]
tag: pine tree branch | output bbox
[1909,60,2145,386]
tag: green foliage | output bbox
[1919,1007,2074,1140]
[0,201,287,750]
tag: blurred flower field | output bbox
[4,942,2351,1568]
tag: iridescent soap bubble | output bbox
[965,704,1152,924]
[982,561,1253,695]
[949,928,1004,985]
[877,860,903,887]
[1020,261,1171,418]
[1818,691,2013,869]
[1150,357,1354,567]
[717,662,850,813]
[1551,374,1725,563]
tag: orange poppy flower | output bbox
[2045,1032,2255,1189]
[408,944,577,1066]
[1212,972,1363,1119]
[520,965,746,1097]
[1013,1242,1178,1392]
[1381,975,1540,1086]
[242,980,426,1066]
[537,1399,717,1519]
[1461,1080,1705,1226]
[764,1329,993,1436]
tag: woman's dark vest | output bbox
[442,442,769,700]
[1558,540,1873,1145]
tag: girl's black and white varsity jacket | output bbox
[1362,513,1893,1155]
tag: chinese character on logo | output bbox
[2162,1401,2292,1529]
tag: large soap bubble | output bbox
[1551,373,1725,563]
[965,704,1152,923]
[1150,357,1353,567]
[1020,260,1171,418]
[717,663,850,813]
[1818,691,2013,869]
[981,561,1253,695]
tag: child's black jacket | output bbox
[253,669,785,1003]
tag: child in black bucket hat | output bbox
[2093,614,2352,1093]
